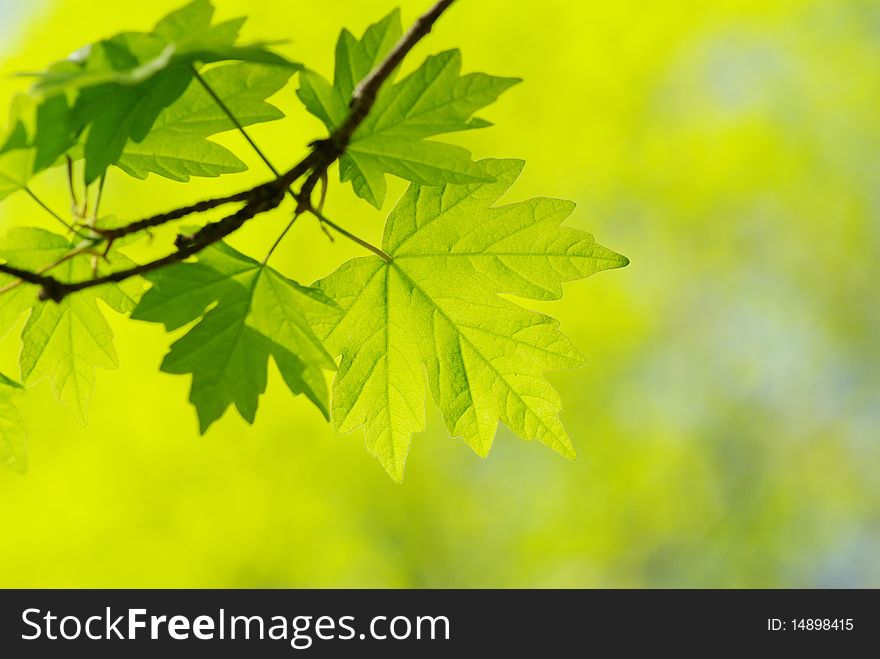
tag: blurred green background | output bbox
[0,0,878,587]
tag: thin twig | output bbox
[95,187,264,240]
[38,186,286,302]
[262,215,298,265]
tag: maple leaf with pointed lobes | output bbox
[313,159,629,481]
[298,9,520,209]
[0,228,144,424]
[131,243,340,433]
[0,373,26,473]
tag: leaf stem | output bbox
[261,215,297,265]
[307,206,392,263]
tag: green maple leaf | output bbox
[0,228,143,423]
[297,10,520,208]
[313,159,628,481]
[0,373,26,473]
[131,242,339,432]
[19,0,299,184]
[116,62,293,182]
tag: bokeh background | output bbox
[0,0,878,587]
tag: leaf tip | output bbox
[468,435,494,459]
[381,7,404,31]
[548,429,577,461]
[196,408,220,435]
[378,455,407,483]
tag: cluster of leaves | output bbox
[0,1,627,481]
[0,0,297,192]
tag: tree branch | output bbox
[95,186,267,240]
[0,262,62,288]
[38,185,286,302]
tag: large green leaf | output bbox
[116,62,293,181]
[313,159,629,481]
[132,243,339,432]
[0,228,143,423]
[297,10,519,208]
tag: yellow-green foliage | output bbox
[0,0,876,587]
